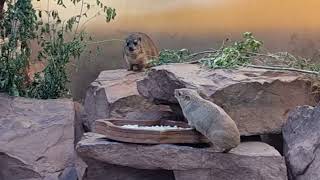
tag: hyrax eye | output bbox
[133,41,138,46]
[126,42,130,46]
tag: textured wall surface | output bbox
[34,0,320,100]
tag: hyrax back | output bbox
[123,32,159,71]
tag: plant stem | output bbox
[246,65,319,75]
[74,0,84,35]
[85,39,125,45]
[187,50,220,58]
[79,10,102,30]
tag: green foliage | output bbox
[0,0,37,96]
[149,32,263,69]
[200,32,262,68]
[0,0,116,99]
[148,49,191,66]
[150,32,319,74]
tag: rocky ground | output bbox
[1,63,319,180]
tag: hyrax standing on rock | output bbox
[175,88,240,152]
[123,32,159,71]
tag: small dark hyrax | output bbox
[175,88,240,152]
[123,32,159,71]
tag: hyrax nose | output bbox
[129,47,134,51]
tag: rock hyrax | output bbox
[175,88,240,152]
[123,32,159,71]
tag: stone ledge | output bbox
[137,64,318,135]
[76,133,287,179]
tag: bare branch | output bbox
[246,65,319,75]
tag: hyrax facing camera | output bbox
[123,32,159,71]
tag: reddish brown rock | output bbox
[81,158,174,180]
[137,64,319,135]
[84,69,177,131]
[0,93,77,180]
[76,133,287,180]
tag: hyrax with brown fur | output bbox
[123,32,159,71]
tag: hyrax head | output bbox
[174,88,202,106]
[124,33,143,54]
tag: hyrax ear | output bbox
[138,37,142,41]
[174,89,181,97]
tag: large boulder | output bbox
[137,64,319,135]
[77,133,287,180]
[283,105,320,180]
[84,69,177,131]
[0,93,77,180]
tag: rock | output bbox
[175,88,240,152]
[137,64,319,135]
[283,105,320,180]
[0,152,41,180]
[84,69,178,131]
[0,93,77,180]
[76,133,287,180]
[74,101,86,143]
[260,134,284,155]
[82,158,175,180]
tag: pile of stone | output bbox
[77,64,319,180]
[1,63,320,180]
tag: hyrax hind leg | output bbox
[134,63,145,72]
[127,63,134,71]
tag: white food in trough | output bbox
[120,124,192,131]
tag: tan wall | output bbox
[35,0,320,100]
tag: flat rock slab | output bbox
[137,64,319,135]
[283,105,320,180]
[82,158,175,180]
[77,133,287,180]
[0,93,76,180]
[84,69,177,131]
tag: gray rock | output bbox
[260,134,283,155]
[82,158,174,180]
[76,133,287,180]
[137,64,318,135]
[0,93,76,180]
[74,101,86,143]
[83,69,178,131]
[0,152,41,180]
[283,105,320,180]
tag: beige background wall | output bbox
[35,0,320,100]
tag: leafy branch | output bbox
[149,32,320,75]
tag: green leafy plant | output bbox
[0,0,116,98]
[148,48,191,66]
[0,0,37,96]
[200,32,262,69]
[148,32,263,69]
[149,32,320,75]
